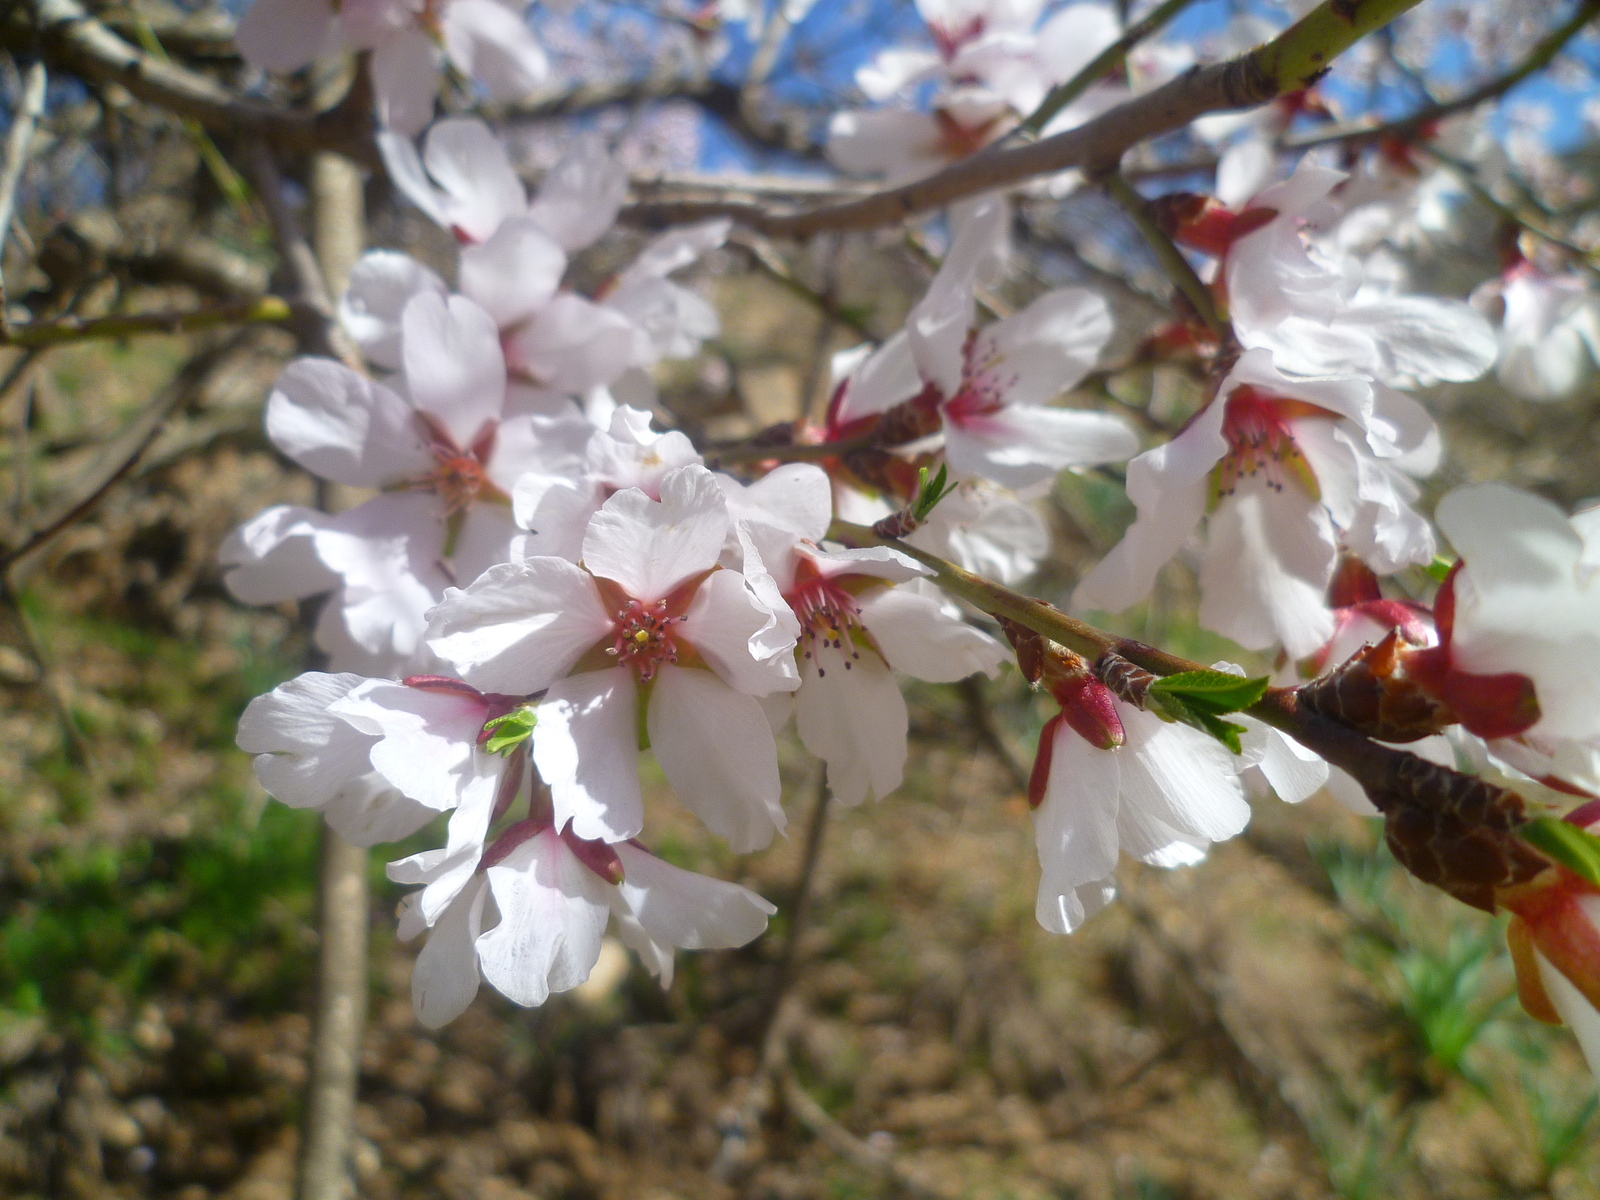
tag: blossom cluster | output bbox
[221,0,1600,1077]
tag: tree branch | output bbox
[1286,0,1600,154]
[0,60,47,330]
[7,0,378,166]
[0,332,253,572]
[622,0,1427,238]
[0,296,296,347]
[1018,0,1199,137]
[1103,172,1227,337]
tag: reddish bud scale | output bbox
[998,617,1046,684]
[1297,630,1458,743]
[1371,752,1547,913]
[1093,649,1156,710]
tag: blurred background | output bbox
[3,0,1600,1197]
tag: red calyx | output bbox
[1158,193,1280,257]
[1402,566,1542,741]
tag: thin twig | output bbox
[1419,146,1600,275]
[621,0,1427,238]
[0,296,296,348]
[727,230,876,341]
[239,143,364,370]
[0,566,90,765]
[1017,0,1199,137]
[0,60,47,331]
[1103,172,1227,337]
[958,676,1030,792]
[0,332,251,572]
[739,0,797,140]
[1285,0,1600,155]
[6,0,378,166]
[712,774,833,1181]
[763,772,832,1034]
[779,1067,953,1200]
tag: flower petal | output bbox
[458,216,566,330]
[477,829,612,1008]
[793,645,907,806]
[220,505,339,604]
[856,586,1006,683]
[426,558,614,694]
[421,117,527,241]
[237,672,378,810]
[612,842,776,950]
[648,665,786,851]
[681,568,800,696]
[371,30,440,137]
[340,251,447,370]
[330,679,489,811]
[1033,722,1122,931]
[401,292,506,448]
[528,134,629,253]
[441,0,549,103]
[944,405,1137,490]
[411,874,489,1028]
[582,465,729,601]
[1116,703,1250,845]
[265,358,431,488]
[534,667,644,843]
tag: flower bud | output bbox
[1043,653,1125,752]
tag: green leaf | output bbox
[1148,669,1269,715]
[910,463,958,522]
[1518,817,1600,889]
[1424,555,1455,583]
[1195,712,1249,755]
[1142,688,1251,753]
[482,706,537,755]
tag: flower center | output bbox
[1210,385,1323,503]
[422,450,490,514]
[787,573,867,678]
[943,331,1014,425]
[930,15,984,59]
[606,599,688,682]
[411,413,502,515]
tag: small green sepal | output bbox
[1519,818,1600,889]
[1423,555,1455,583]
[483,706,537,755]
